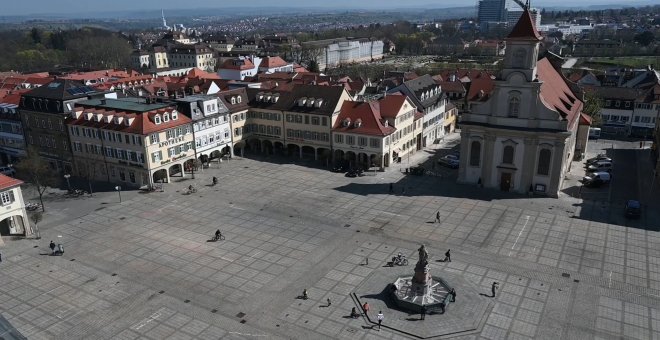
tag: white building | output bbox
[0,174,30,237]
[458,9,590,197]
[218,57,262,81]
[301,38,384,70]
[175,95,233,163]
[388,74,447,148]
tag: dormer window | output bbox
[307,98,315,107]
[154,115,162,124]
[342,118,351,127]
[315,99,323,108]
[163,113,170,122]
[354,119,362,128]
[298,97,307,106]
[172,111,178,120]
[231,97,236,105]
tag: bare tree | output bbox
[30,211,42,240]
[77,159,98,196]
[15,147,60,212]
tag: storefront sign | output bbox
[159,136,185,147]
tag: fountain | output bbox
[390,244,453,312]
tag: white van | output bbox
[583,172,611,183]
[588,127,601,140]
[588,161,612,172]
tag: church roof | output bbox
[507,9,542,41]
[537,58,583,127]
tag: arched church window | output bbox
[508,94,521,118]
[502,145,515,164]
[469,141,481,167]
[537,149,551,175]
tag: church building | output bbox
[457,9,591,197]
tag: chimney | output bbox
[100,99,107,105]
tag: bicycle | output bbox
[392,256,409,266]
[212,233,225,241]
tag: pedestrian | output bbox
[640,141,643,148]
[351,307,359,318]
[364,257,369,266]
[420,305,426,320]
[303,289,309,300]
[327,298,331,306]
[362,302,370,315]
[491,282,499,298]
[389,183,393,193]
[439,301,446,314]
[0,252,2,262]
[435,211,440,223]
[49,240,56,255]
[377,311,384,330]
[449,288,456,302]
[444,249,451,262]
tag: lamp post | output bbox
[64,174,71,192]
[115,185,122,203]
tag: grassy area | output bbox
[584,56,660,69]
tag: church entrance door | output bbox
[500,173,512,191]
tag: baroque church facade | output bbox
[458,9,591,197]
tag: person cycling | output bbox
[212,176,218,185]
[214,229,221,240]
[188,185,195,193]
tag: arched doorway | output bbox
[0,215,26,235]
[317,147,330,162]
[247,138,261,152]
[221,146,232,157]
[210,150,222,160]
[274,142,285,156]
[369,154,378,168]
[301,146,315,159]
[233,142,245,157]
[262,140,273,155]
[184,159,197,173]
[383,153,390,168]
[346,151,357,168]
[334,149,345,165]
[287,144,300,157]
[153,169,168,183]
[168,164,183,177]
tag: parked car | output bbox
[586,154,611,165]
[587,161,613,173]
[584,178,607,188]
[409,166,425,176]
[438,156,459,168]
[583,172,611,184]
[625,200,641,219]
[444,154,459,161]
[0,166,15,176]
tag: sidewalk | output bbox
[393,132,462,172]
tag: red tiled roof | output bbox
[0,90,30,105]
[379,95,409,119]
[260,56,289,69]
[69,105,191,135]
[507,9,542,41]
[437,81,466,93]
[537,58,582,126]
[0,174,22,190]
[187,68,221,80]
[579,113,593,125]
[467,77,495,102]
[334,101,395,136]
[220,58,255,71]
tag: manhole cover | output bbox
[562,273,570,278]
[236,312,246,318]
[119,217,126,220]
[111,273,117,276]
[211,309,218,313]
[240,320,246,324]
[159,290,165,294]
[344,224,351,228]
[70,259,75,261]
[184,300,190,303]
[573,279,580,283]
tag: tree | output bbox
[583,90,604,127]
[308,60,320,73]
[634,31,655,47]
[15,147,60,212]
[30,212,42,239]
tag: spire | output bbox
[507,8,542,41]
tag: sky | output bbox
[2,0,654,16]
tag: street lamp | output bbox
[64,174,71,192]
[115,185,122,203]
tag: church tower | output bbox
[501,8,543,82]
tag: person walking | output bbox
[435,211,440,223]
[444,249,451,262]
[302,289,309,300]
[49,241,56,255]
[327,298,332,307]
[491,282,499,298]
[449,288,456,302]
[420,305,427,320]
[350,307,359,318]
[363,302,370,315]
[377,311,384,330]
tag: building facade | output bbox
[19,79,109,174]
[68,98,195,188]
[458,10,588,197]
[301,38,384,70]
[0,92,27,163]
[175,95,232,164]
[0,174,29,237]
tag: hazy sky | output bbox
[3,0,651,16]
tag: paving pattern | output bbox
[2,135,660,339]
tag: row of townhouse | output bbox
[588,85,660,137]
[13,78,456,190]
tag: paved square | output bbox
[3,139,660,339]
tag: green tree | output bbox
[634,31,655,47]
[583,91,604,127]
[15,147,60,212]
